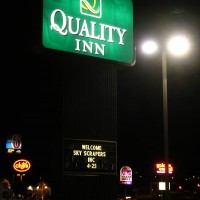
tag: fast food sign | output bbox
[13,159,31,173]
[120,166,132,185]
[155,162,173,174]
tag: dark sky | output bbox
[1,0,200,184]
[117,0,200,181]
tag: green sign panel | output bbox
[43,0,134,65]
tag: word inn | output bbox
[50,9,127,56]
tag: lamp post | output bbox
[141,35,190,200]
[162,48,169,198]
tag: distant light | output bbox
[141,40,158,55]
[159,182,170,191]
[159,182,166,190]
[178,185,182,190]
[167,35,190,56]
[155,162,173,174]
[27,185,33,191]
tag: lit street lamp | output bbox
[141,35,190,200]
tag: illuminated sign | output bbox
[43,0,134,65]
[155,163,173,174]
[6,134,22,154]
[159,182,171,191]
[13,159,31,173]
[63,138,117,174]
[120,166,132,185]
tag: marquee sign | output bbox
[13,159,31,173]
[63,138,117,174]
[43,0,134,65]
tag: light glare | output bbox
[142,40,158,55]
[167,35,190,56]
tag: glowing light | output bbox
[167,35,190,56]
[155,162,173,174]
[13,159,31,172]
[141,35,190,57]
[141,40,158,55]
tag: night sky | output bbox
[1,0,200,185]
[117,0,200,181]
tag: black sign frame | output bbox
[63,138,117,175]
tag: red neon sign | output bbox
[13,159,31,172]
[155,162,173,174]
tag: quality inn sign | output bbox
[43,0,134,65]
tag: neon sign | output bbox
[13,159,31,173]
[155,162,173,174]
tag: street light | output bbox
[141,34,190,200]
